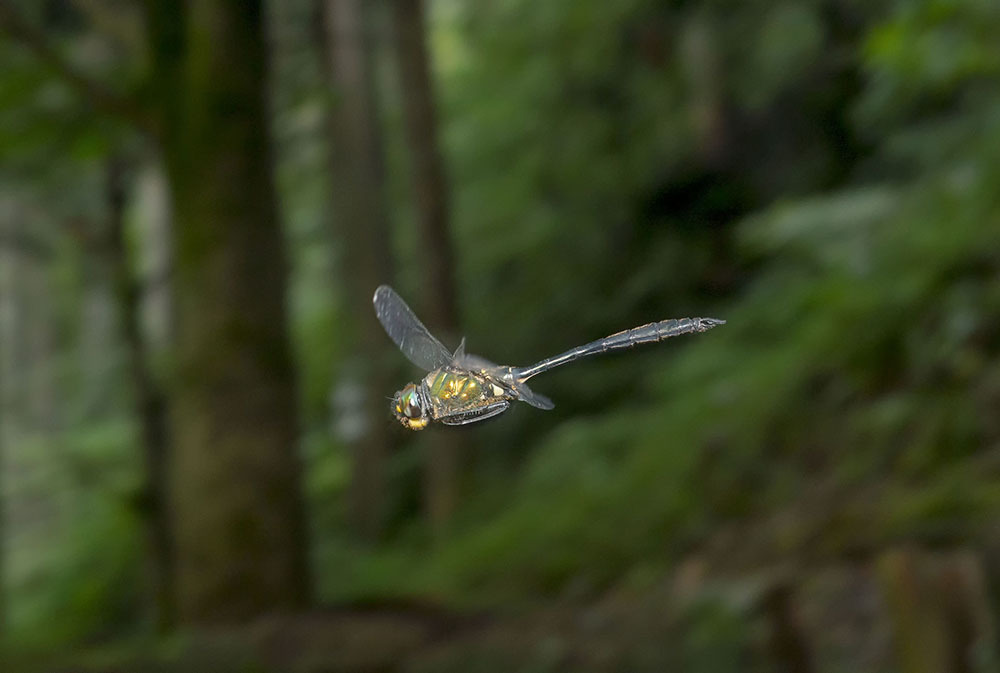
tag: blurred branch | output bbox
[70,0,144,55]
[1,193,175,286]
[0,0,154,134]
[106,154,176,630]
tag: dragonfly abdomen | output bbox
[514,316,725,381]
[601,317,724,350]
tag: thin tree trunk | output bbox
[23,241,57,431]
[319,0,396,542]
[391,0,462,536]
[0,339,4,642]
[680,10,729,169]
[0,208,11,637]
[105,156,175,630]
[763,581,815,673]
[152,1,310,622]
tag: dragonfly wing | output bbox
[511,380,555,410]
[373,285,453,371]
[454,352,498,372]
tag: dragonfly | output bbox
[374,285,725,430]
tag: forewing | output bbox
[454,352,500,373]
[373,285,453,371]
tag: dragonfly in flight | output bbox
[374,285,725,430]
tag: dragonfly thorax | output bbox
[392,383,430,430]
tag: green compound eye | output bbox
[401,386,423,419]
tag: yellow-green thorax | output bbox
[423,368,510,422]
[392,367,513,430]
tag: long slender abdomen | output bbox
[514,316,725,381]
[601,317,724,349]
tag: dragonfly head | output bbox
[392,383,429,430]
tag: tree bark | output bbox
[391,0,462,536]
[2,0,311,623]
[319,0,397,542]
[151,1,310,622]
[105,156,175,630]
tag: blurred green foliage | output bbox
[2,0,1000,669]
[308,0,1000,607]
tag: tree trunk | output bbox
[0,208,10,637]
[105,156,175,630]
[679,10,730,169]
[319,0,397,542]
[2,0,311,624]
[153,1,309,622]
[391,0,462,536]
[762,581,815,673]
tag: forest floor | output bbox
[8,555,910,673]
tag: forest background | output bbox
[1,0,999,671]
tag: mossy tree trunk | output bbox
[2,0,310,623]
[149,0,309,622]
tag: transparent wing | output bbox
[373,285,453,371]
[453,352,498,372]
[510,380,555,410]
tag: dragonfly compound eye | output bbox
[398,386,419,417]
[393,384,430,430]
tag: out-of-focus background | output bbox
[1,0,999,670]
